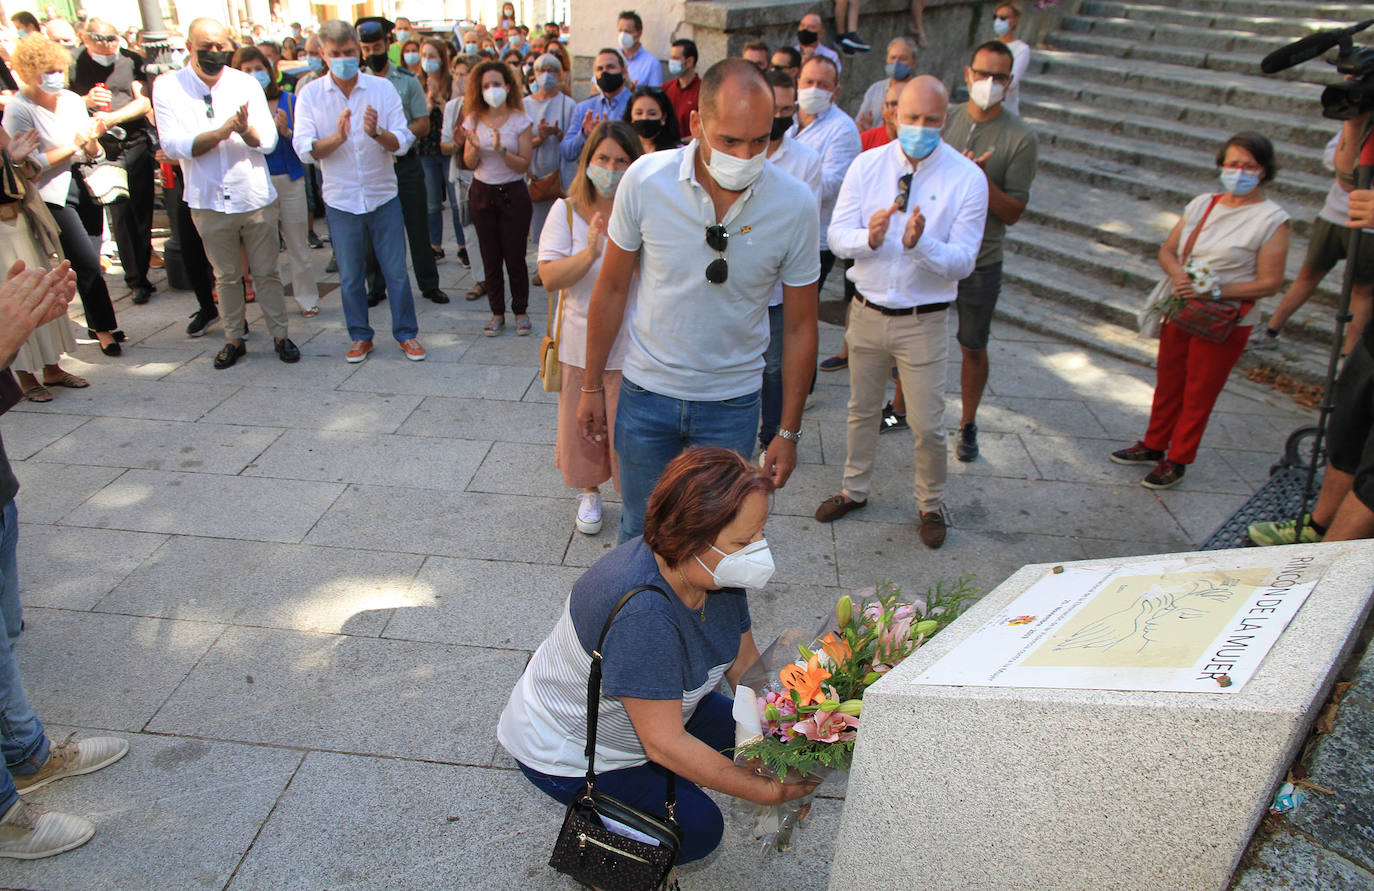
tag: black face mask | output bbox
[770,115,792,141]
[797,28,818,46]
[366,52,390,73]
[631,117,663,140]
[595,71,624,94]
[196,49,233,76]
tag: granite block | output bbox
[0,732,302,891]
[950,475,1191,546]
[829,540,1374,891]
[146,626,527,763]
[162,352,358,390]
[1232,824,1374,891]
[6,377,238,422]
[14,608,222,731]
[338,358,534,399]
[33,417,282,475]
[96,537,424,635]
[243,429,491,491]
[62,469,345,543]
[456,329,546,366]
[202,387,424,433]
[11,461,125,524]
[562,501,622,567]
[17,525,167,610]
[0,413,88,460]
[397,395,559,444]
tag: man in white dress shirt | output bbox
[813,77,988,549]
[154,17,298,369]
[293,19,426,364]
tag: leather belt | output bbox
[855,293,949,316]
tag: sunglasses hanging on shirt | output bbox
[705,224,728,284]
[896,173,913,212]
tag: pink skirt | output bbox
[555,364,621,490]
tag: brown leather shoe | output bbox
[919,509,947,549]
[815,494,867,523]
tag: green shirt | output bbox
[944,104,1038,268]
[388,43,403,68]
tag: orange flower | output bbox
[780,654,831,706]
[820,632,852,666]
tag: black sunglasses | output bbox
[896,173,912,212]
[202,93,213,119]
[89,33,119,44]
[705,224,728,284]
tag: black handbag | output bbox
[548,585,683,890]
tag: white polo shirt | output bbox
[292,72,414,215]
[607,142,821,401]
[153,66,277,213]
[828,140,988,308]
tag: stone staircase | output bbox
[998,0,1372,382]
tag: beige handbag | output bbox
[539,201,573,393]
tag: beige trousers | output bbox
[271,173,318,312]
[190,205,289,342]
[842,300,949,512]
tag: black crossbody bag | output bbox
[548,585,683,890]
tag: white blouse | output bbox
[537,196,634,370]
[1176,192,1290,327]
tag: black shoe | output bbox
[839,31,870,53]
[1109,441,1164,466]
[131,286,153,304]
[456,247,470,269]
[423,288,450,305]
[213,341,246,369]
[325,255,338,274]
[367,292,386,307]
[99,340,121,357]
[955,422,978,462]
[308,231,325,249]
[879,402,909,434]
[1142,459,1186,490]
[186,309,219,337]
[274,337,300,363]
[88,328,127,342]
[819,354,848,372]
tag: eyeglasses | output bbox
[89,33,119,44]
[1221,162,1264,174]
[202,93,214,119]
[705,224,728,284]
[896,173,912,212]
[970,67,1012,85]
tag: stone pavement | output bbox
[0,235,1314,889]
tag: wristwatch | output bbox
[775,427,802,443]
[1212,285,1222,299]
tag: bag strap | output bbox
[584,584,677,816]
[546,201,572,342]
[1180,194,1224,263]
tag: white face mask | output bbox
[483,85,508,108]
[701,132,767,191]
[696,539,775,590]
[90,51,117,66]
[618,30,636,51]
[39,72,65,94]
[797,86,832,115]
[968,77,1006,110]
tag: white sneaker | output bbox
[14,733,129,794]
[575,492,603,535]
[0,799,94,860]
[1247,327,1280,352]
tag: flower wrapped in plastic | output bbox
[731,576,978,852]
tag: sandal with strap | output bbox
[23,384,53,403]
[466,282,487,302]
[43,372,89,389]
[484,318,505,337]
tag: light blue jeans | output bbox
[325,197,419,344]
[419,154,465,249]
[614,378,760,543]
[0,500,48,817]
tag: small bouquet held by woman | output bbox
[732,577,978,852]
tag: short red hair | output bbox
[643,447,774,567]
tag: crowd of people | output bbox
[0,0,1372,870]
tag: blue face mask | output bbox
[465,43,478,54]
[897,124,941,160]
[668,59,683,76]
[328,55,359,80]
[422,57,440,73]
[403,52,421,67]
[306,55,323,72]
[251,69,272,89]
[1219,168,1260,196]
[884,60,912,81]
[993,17,1011,36]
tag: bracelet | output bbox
[580,385,604,393]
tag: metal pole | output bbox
[135,0,178,77]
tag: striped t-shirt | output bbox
[497,538,750,776]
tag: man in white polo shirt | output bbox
[154,17,298,369]
[814,76,988,549]
[578,59,820,543]
[293,19,426,363]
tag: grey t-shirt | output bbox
[943,104,1038,268]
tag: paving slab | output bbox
[0,731,303,891]
[14,608,222,732]
[33,417,282,475]
[96,537,424,635]
[950,474,1190,546]
[337,357,535,400]
[396,395,559,444]
[7,377,238,422]
[17,525,167,611]
[11,461,125,524]
[1232,824,1374,890]
[244,429,491,491]
[62,469,345,543]
[383,556,585,650]
[0,413,87,461]
[147,626,527,763]
[202,387,425,434]
[162,354,359,391]
[305,486,571,564]
[465,439,573,499]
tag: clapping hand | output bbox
[586,211,608,256]
[902,205,925,249]
[228,102,250,135]
[336,107,351,140]
[362,104,378,137]
[580,109,601,136]
[868,201,899,250]
[274,106,290,135]
[8,129,39,163]
[962,149,992,169]
[538,119,560,139]
[491,128,502,153]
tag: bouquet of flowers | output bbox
[1146,256,1218,322]
[731,577,979,852]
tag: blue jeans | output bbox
[419,154,465,248]
[325,197,419,344]
[758,303,785,450]
[0,500,48,817]
[517,691,734,864]
[614,378,760,543]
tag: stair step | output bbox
[1078,0,1354,37]
[1031,49,1325,117]
[1023,74,1336,150]
[1186,0,1372,18]
[1046,31,1344,86]
[1062,14,1298,56]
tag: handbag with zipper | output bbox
[1169,194,1251,344]
[548,584,682,890]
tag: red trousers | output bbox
[1143,321,1251,465]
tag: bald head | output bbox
[897,75,948,128]
[187,17,230,47]
[799,13,823,34]
[698,57,772,123]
